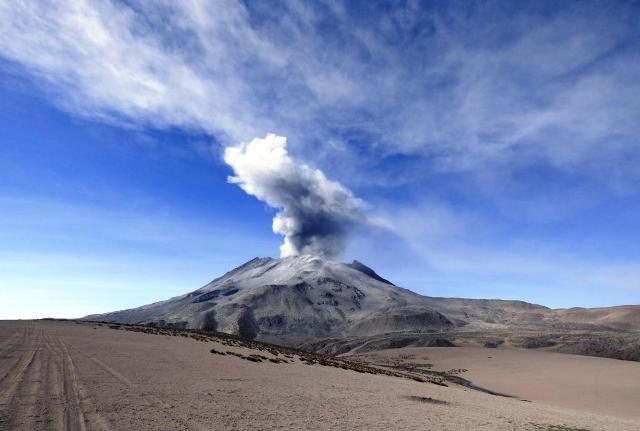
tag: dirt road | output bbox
[0,323,95,430]
[0,321,211,431]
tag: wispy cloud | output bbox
[378,198,640,295]
[1,1,638,182]
[0,1,272,140]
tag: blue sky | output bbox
[1,0,640,318]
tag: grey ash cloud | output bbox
[224,134,363,258]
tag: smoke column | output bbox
[224,134,362,258]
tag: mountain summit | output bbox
[85,255,455,344]
[85,255,558,345]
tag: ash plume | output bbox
[224,134,363,258]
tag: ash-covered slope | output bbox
[86,255,640,347]
[86,255,461,345]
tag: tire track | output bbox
[41,331,66,430]
[43,331,111,431]
[0,327,65,431]
[0,334,37,398]
[3,323,209,430]
[4,344,44,430]
[66,343,210,431]
[41,330,91,430]
[0,324,112,431]
[60,338,88,431]
[0,327,38,431]
[38,335,63,431]
[0,328,29,384]
[0,328,25,355]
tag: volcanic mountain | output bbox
[85,255,574,345]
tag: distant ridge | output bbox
[347,260,395,285]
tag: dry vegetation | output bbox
[101,321,450,386]
[305,326,640,362]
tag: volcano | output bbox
[85,255,575,346]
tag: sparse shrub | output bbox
[484,339,504,348]
[403,395,448,405]
[248,354,268,361]
[103,321,447,386]
[517,337,557,349]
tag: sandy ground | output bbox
[1,321,639,430]
[357,346,640,420]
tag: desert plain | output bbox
[1,320,639,431]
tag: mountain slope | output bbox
[86,256,460,344]
[554,305,640,330]
[86,255,639,347]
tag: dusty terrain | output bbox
[352,346,640,420]
[1,320,639,430]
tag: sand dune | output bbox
[1,320,639,430]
